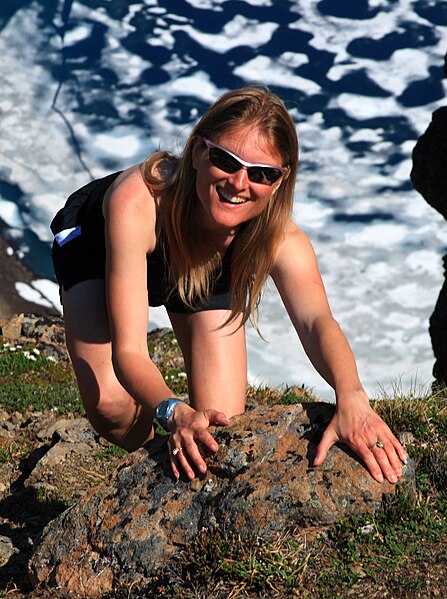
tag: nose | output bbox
[227,166,249,189]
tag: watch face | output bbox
[156,402,168,419]
[156,399,180,423]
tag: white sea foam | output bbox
[1,1,446,401]
[0,200,24,228]
[172,15,278,53]
[93,130,143,160]
[234,55,321,94]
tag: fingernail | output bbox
[199,464,207,473]
[402,453,409,465]
[377,473,384,483]
[389,474,398,483]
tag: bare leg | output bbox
[62,280,153,451]
[168,310,247,417]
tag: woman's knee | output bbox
[79,372,135,428]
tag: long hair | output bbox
[141,84,299,329]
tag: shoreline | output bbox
[0,232,59,321]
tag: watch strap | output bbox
[154,398,184,431]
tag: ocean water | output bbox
[1,0,447,400]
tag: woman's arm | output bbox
[103,168,229,477]
[271,222,408,483]
[104,168,171,407]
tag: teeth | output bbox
[218,188,247,204]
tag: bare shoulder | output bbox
[104,164,153,206]
[270,220,320,280]
[103,164,157,250]
[276,221,316,257]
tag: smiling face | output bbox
[192,125,286,239]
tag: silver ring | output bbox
[372,440,384,449]
[172,447,182,456]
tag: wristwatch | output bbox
[155,398,184,431]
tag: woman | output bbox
[51,85,407,483]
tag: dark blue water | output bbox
[1,0,446,396]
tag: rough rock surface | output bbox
[29,402,415,598]
[0,312,68,362]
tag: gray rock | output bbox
[29,402,415,598]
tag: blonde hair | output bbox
[141,84,299,329]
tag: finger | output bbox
[168,440,181,479]
[361,438,402,484]
[390,436,409,466]
[381,437,405,478]
[172,445,198,480]
[356,443,385,483]
[313,428,338,466]
[196,429,219,453]
[183,439,209,475]
[204,409,231,426]
[170,455,180,479]
[370,442,399,483]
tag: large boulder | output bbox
[410,52,447,220]
[29,402,414,597]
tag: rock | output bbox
[0,313,69,362]
[29,402,415,597]
[0,535,18,566]
[398,430,416,447]
[0,313,24,340]
[0,314,185,367]
[410,52,447,220]
[37,417,98,444]
[25,417,101,488]
[410,105,447,221]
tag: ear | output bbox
[191,137,204,170]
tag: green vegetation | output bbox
[0,342,82,413]
[96,444,128,460]
[0,337,446,597]
[173,387,447,598]
[247,382,316,406]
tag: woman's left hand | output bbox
[313,393,409,483]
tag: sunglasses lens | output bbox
[248,167,282,185]
[208,147,240,173]
[207,142,284,186]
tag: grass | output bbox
[156,384,447,598]
[246,382,316,407]
[0,341,82,413]
[0,337,446,597]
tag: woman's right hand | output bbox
[166,403,231,479]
